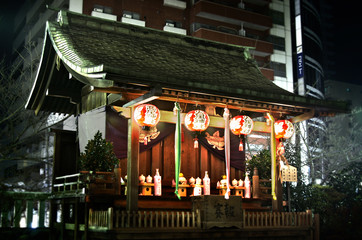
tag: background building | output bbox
[291,0,332,183]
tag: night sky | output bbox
[0,1,25,60]
[0,1,360,85]
[331,2,361,85]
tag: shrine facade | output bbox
[22,10,349,239]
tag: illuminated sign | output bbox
[297,52,304,78]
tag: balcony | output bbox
[163,0,187,10]
[192,0,272,32]
[259,67,274,81]
[191,27,273,56]
[91,11,117,21]
[163,25,187,35]
[121,17,146,27]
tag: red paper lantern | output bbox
[134,104,160,145]
[274,120,294,139]
[134,104,160,127]
[230,115,254,135]
[184,110,210,132]
[184,110,210,148]
[230,115,254,151]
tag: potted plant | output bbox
[79,131,119,187]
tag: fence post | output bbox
[14,200,22,228]
[150,211,153,228]
[38,200,46,228]
[242,209,245,228]
[26,200,34,228]
[108,207,113,229]
[186,212,191,227]
[196,209,201,228]
[155,211,159,228]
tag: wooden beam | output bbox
[126,107,139,212]
[123,86,162,108]
[290,109,315,123]
[112,107,272,133]
[107,93,124,105]
[93,86,123,94]
[252,121,271,133]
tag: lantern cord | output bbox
[174,102,182,200]
[223,108,231,199]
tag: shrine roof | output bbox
[26,10,349,116]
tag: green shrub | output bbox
[79,131,119,172]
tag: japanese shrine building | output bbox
[24,9,349,240]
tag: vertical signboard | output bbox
[295,0,305,96]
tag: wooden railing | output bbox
[0,192,50,228]
[243,210,315,228]
[88,208,201,229]
[258,179,272,198]
[89,208,114,230]
[88,208,316,230]
[252,167,272,200]
[52,171,121,196]
[53,173,84,194]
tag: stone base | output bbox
[192,195,243,229]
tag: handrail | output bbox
[88,208,202,229]
[243,210,314,228]
[0,192,50,228]
[52,171,118,195]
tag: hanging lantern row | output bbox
[230,115,254,151]
[134,104,161,145]
[132,105,295,151]
[184,110,210,148]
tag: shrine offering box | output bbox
[192,195,243,229]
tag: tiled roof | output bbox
[26,10,349,115]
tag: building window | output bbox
[166,20,182,28]
[123,10,141,20]
[94,4,113,14]
[270,62,286,77]
[269,10,284,25]
[266,35,285,51]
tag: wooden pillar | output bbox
[272,139,283,211]
[286,182,291,212]
[267,113,283,212]
[60,199,65,240]
[49,200,57,233]
[252,167,260,198]
[126,107,139,212]
[74,198,79,240]
[84,201,89,240]
[275,165,283,211]
[314,213,320,240]
[114,165,122,195]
